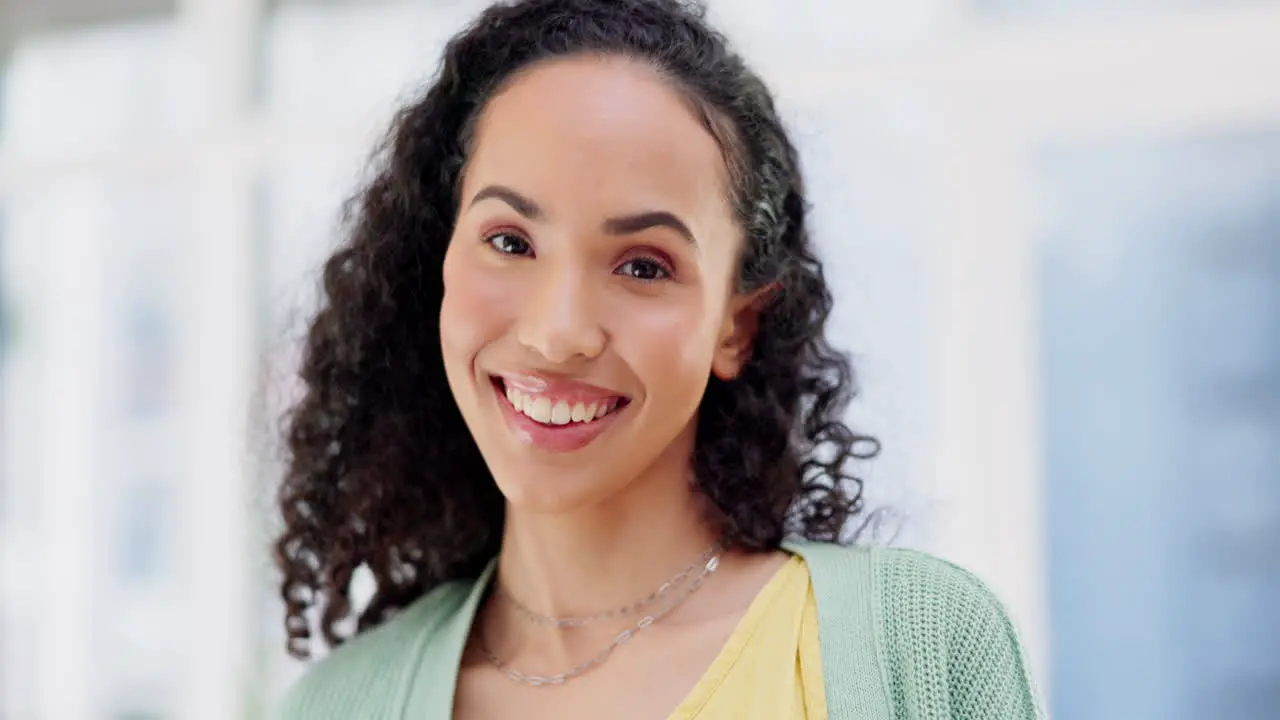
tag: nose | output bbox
[516,262,607,364]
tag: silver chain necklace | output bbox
[480,549,723,687]
[493,543,720,628]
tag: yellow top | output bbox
[668,555,827,719]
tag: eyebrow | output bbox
[468,184,698,247]
[604,211,696,247]
[470,185,545,220]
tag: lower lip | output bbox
[492,382,626,453]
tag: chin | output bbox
[492,470,624,516]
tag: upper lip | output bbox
[490,371,629,404]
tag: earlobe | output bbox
[711,282,780,380]
[710,345,746,381]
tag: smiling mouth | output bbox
[490,377,630,427]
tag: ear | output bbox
[712,282,780,380]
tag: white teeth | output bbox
[529,396,552,423]
[550,400,572,425]
[500,382,622,426]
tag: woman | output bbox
[275,0,1042,717]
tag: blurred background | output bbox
[0,0,1277,717]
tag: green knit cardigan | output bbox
[279,542,1045,719]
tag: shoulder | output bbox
[790,541,1020,639]
[792,542,1015,630]
[791,542,1044,718]
[275,579,474,720]
[865,545,1012,632]
[870,547,1042,716]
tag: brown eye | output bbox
[486,232,532,256]
[616,257,671,282]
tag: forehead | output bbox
[462,55,734,227]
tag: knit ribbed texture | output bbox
[871,547,1043,719]
[785,539,888,718]
[277,544,1044,719]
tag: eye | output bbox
[485,231,533,257]
[616,257,672,282]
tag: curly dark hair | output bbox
[275,0,879,660]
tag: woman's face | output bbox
[441,55,759,513]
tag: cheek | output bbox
[440,245,514,365]
[613,293,721,394]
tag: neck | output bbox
[496,470,718,620]
[479,426,734,671]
